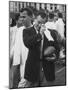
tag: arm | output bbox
[23,29,42,48]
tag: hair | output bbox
[37,10,47,19]
[54,9,59,13]
[10,13,20,27]
[15,13,20,21]
[10,18,16,27]
[58,12,63,18]
[48,12,54,19]
[20,7,33,17]
[32,8,38,17]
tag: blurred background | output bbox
[9,1,66,22]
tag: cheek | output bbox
[25,18,31,25]
[22,19,29,26]
[54,17,56,20]
[23,19,28,25]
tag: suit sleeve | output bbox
[23,29,42,48]
[48,30,60,51]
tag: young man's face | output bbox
[35,15,46,30]
[20,11,32,27]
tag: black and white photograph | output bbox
[9,1,66,89]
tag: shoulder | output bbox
[45,22,49,26]
[57,19,64,26]
[10,26,17,31]
[23,26,34,32]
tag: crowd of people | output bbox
[9,7,66,88]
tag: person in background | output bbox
[56,12,65,41]
[45,12,56,30]
[10,18,16,27]
[10,12,29,88]
[10,13,21,68]
[54,10,59,22]
[55,12,65,59]
[45,12,60,59]
[9,13,20,88]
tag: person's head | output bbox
[10,18,16,27]
[48,12,54,21]
[37,11,47,24]
[19,7,33,27]
[35,11,47,30]
[15,13,23,27]
[58,12,63,18]
[54,10,59,22]
[32,8,39,22]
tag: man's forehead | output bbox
[37,15,43,20]
[20,11,28,16]
[37,15,44,22]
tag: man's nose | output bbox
[39,23,41,27]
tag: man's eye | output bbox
[23,16,26,18]
[38,22,41,24]
[20,16,26,18]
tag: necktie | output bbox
[40,33,44,59]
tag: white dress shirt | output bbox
[45,21,56,30]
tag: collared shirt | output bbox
[13,26,29,66]
[45,21,56,30]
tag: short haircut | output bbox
[49,12,54,19]
[54,9,59,13]
[20,7,33,17]
[58,12,63,18]
[37,10,47,19]
[10,18,16,27]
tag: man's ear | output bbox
[30,16,33,21]
[30,15,33,19]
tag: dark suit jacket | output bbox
[42,30,60,81]
[23,26,42,83]
[43,29,60,60]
